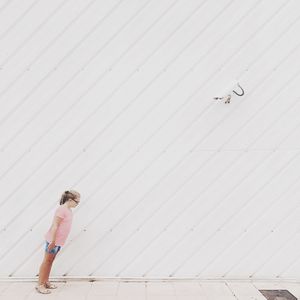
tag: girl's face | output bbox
[69,196,80,208]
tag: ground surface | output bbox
[0,279,299,299]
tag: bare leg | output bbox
[38,251,56,286]
[45,253,57,284]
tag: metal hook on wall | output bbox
[232,83,245,96]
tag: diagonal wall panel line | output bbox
[0,0,288,262]
[270,102,300,150]
[0,91,216,267]
[2,0,268,169]
[93,65,300,274]
[250,207,300,278]
[0,0,98,96]
[0,0,180,151]
[225,281,239,298]
[7,165,300,278]
[0,0,12,14]
[203,0,293,80]
[173,6,300,149]
[207,0,294,78]
[43,0,261,197]
[129,120,300,273]
[0,0,211,229]
[219,52,300,150]
[245,98,300,150]
[135,0,234,70]
[0,0,231,198]
[0,9,296,270]
[12,150,220,278]
[118,151,270,277]
[1,1,295,282]
[153,97,300,276]
[196,156,300,276]
[0,0,292,258]
[112,152,250,277]
[126,209,299,277]
[0,0,158,174]
[22,149,219,276]
[111,66,300,276]
[192,91,300,273]
[219,0,297,79]
[0,0,124,121]
[237,15,300,80]
[0,0,71,67]
[140,194,300,277]
[0,0,216,256]
[187,41,300,153]
[277,233,300,277]
[71,151,247,276]
[2,27,272,268]
[196,156,300,277]
[171,151,300,277]
[0,0,296,148]
[0,0,40,41]
[9,102,239,276]
[0,0,165,187]
[0,0,262,193]
[0,0,211,150]
[217,18,300,149]
[0,0,184,151]
[68,0,300,192]
[77,49,300,274]
[0,0,187,211]
[0,2,251,234]
[210,123,300,276]
[221,203,300,277]
[3,3,270,155]
[248,205,300,278]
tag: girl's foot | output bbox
[45,281,58,289]
[35,284,51,294]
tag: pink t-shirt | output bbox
[45,205,73,246]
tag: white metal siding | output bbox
[0,0,299,279]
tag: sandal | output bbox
[35,284,51,294]
[45,281,58,289]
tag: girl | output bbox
[36,190,81,294]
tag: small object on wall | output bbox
[214,81,245,104]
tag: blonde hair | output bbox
[59,190,80,205]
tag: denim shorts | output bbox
[45,241,61,254]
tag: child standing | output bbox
[36,190,81,294]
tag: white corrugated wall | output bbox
[0,0,299,279]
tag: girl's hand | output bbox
[48,242,56,251]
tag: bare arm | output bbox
[48,216,63,245]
